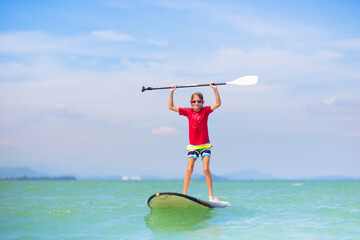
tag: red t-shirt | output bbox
[179,106,213,145]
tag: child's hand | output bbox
[170,85,177,91]
[210,82,217,90]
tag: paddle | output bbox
[141,75,258,92]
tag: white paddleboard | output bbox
[147,192,231,209]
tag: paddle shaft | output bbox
[142,82,226,92]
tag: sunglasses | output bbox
[190,100,204,104]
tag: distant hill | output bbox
[0,167,76,180]
[224,169,275,180]
[0,167,48,178]
[191,173,227,181]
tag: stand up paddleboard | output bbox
[147,192,231,209]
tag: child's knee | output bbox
[203,167,211,175]
[186,168,194,175]
[186,164,194,173]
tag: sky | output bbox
[0,0,359,179]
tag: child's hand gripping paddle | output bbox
[141,75,258,92]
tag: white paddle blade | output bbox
[227,75,258,85]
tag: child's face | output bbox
[190,95,204,112]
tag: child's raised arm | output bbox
[210,82,221,111]
[169,85,179,112]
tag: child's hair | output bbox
[191,92,204,100]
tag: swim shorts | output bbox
[187,143,212,160]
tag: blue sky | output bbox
[0,0,359,178]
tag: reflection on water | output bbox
[145,208,215,232]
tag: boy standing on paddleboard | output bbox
[169,83,221,202]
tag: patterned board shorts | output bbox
[187,143,212,160]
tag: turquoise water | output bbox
[1,180,359,239]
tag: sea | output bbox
[0,180,359,240]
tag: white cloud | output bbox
[0,58,66,81]
[1,140,16,147]
[313,50,343,60]
[338,130,360,138]
[1,140,27,150]
[335,38,360,50]
[0,31,60,54]
[324,96,338,105]
[38,104,84,120]
[106,0,134,9]
[147,38,168,47]
[307,95,360,120]
[0,31,138,57]
[151,126,180,135]
[91,30,134,42]
[157,0,316,39]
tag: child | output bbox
[169,83,221,202]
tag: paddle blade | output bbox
[227,75,258,85]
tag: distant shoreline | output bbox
[0,176,76,181]
[1,167,359,181]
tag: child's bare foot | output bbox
[209,196,219,202]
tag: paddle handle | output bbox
[142,82,226,92]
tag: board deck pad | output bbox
[147,192,231,209]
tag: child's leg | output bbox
[202,156,214,200]
[183,158,196,195]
